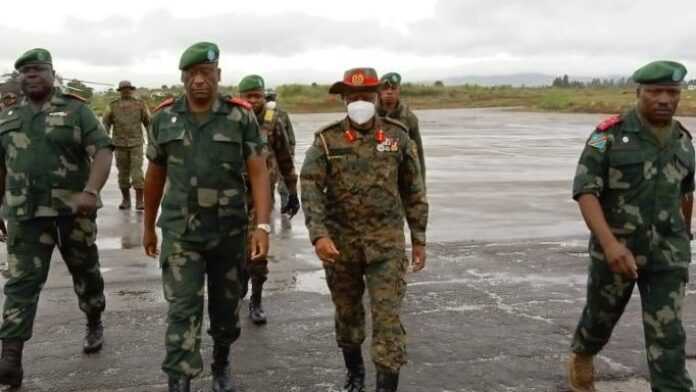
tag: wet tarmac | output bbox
[2,108,696,391]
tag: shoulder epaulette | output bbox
[678,121,692,140]
[596,114,623,132]
[63,93,86,102]
[314,119,343,136]
[383,116,409,132]
[226,97,252,110]
[153,97,175,112]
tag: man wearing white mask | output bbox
[300,67,428,392]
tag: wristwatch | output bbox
[257,223,271,234]
[83,188,99,197]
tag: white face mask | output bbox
[346,100,375,125]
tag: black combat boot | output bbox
[83,314,104,354]
[119,187,131,210]
[211,344,236,392]
[249,283,267,325]
[168,375,191,392]
[375,369,399,392]
[0,340,23,387]
[342,348,365,392]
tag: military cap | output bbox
[329,67,380,94]
[14,48,52,70]
[117,80,135,91]
[179,42,219,71]
[632,61,688,85]
[380,72,402,87]
[239,75,265,93]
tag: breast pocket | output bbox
[608,150,645,190]
[157,126,186,166]
[673,149,693,184]
[0,117,24,153]
[211,129,243,166]
[45,114,81,146]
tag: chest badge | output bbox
[622,136,629,143]
[48,111,67,117]
[171,116,178,124]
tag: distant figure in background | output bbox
[0,93,18,111]
[103,80,151,210]
[377,72,426,183]
[266,88,297,214]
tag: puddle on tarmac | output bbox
[97,236,142,250]
[293,270,330,295]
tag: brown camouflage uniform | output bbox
[300,117,428,372]
[378,101,425,183]
[103,96,151,189]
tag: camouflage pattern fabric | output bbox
[377,101,425,183]
[0,215,105,341]
[276,108,296,208]
[300,117,428,371]
[159,232,245,378]
[147,95,262,378]
[571,108,695,390]
[103,96,151,147]
[255,106,297,195]
[0,89,113,220]
[115,145,144,189]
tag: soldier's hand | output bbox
[315,237,340,265]
[75,192,98,216]
[281,193,300,219]
[411,245,426,272]
[0,219,6,242]
[250,229,269,261]
[604,241,638,279]
[143,228,159,258]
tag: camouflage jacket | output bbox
[147,95,265,241]
[0,89,113,220]
[103,96,151,147]
[378,100,425,182]
[255,107,297,193]
[276,108,296,153]
[573,109,695,271]
[301,117,428,263]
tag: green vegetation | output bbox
[87,84,696,117]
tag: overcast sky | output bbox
[1,0,694,88]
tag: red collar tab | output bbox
[153,97,175,112]
[344,129,357,143]
[226,97,252,110]
[596,115,622,132]
[375,129,385,143]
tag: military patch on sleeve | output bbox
[587,132,608,152]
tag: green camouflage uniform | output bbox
[276,107,296,209]
[147,95,264,378]
[378,101,425,182]
[571,109,695,391]
[300,117,428,372]
[102,96,151,189]
[0,89,112,341]
[241,106,297,289]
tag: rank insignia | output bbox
[588,132,608,152]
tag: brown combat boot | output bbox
[135,188,144,211]
[0,340,23,387]
[567,352,595,392]
[119,187,131,210]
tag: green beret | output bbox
[632,61,687,85]
[239,75,265,93]
[14,48,52,70]
[380,72,402,87]
[179,42,219,71]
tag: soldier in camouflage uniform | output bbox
[301,68,428,392]
[377,72,425,183]
[1,93,18,111]
[238,75,300,325]
[266,88,297,213]
[0,48,114,388]
[568,61,695,392]
[143,42,271,392]
[102,80,151,210]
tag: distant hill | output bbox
[443,73,627,87]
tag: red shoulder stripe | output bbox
[226,97,252,110]
[153,97,175,112]
[64,93,86,102]
[596,114,622,132]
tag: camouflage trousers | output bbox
[115,145,144,189]
[571,259,693,391]
[160,232,245,378]
[239,206,268,298]
[0,216,105,341]
[324,243,408,372]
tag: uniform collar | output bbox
[174,94,230,115]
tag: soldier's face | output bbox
[240,90,265,114]
[343,92,378,105]
[119,88,133,99]
[182,64,220,103]
[379,84,400,106]
[18,63,55,101]
[637,85,681,125]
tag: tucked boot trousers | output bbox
[168,376,191,392]
[83,314,104,354]
[211,344,236,392]
[119,187,131,209]
[0,340,23,387]
[342,348,365,392]
[249,283,267,325]
[376,370,399,392]
[135,188,145,210]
